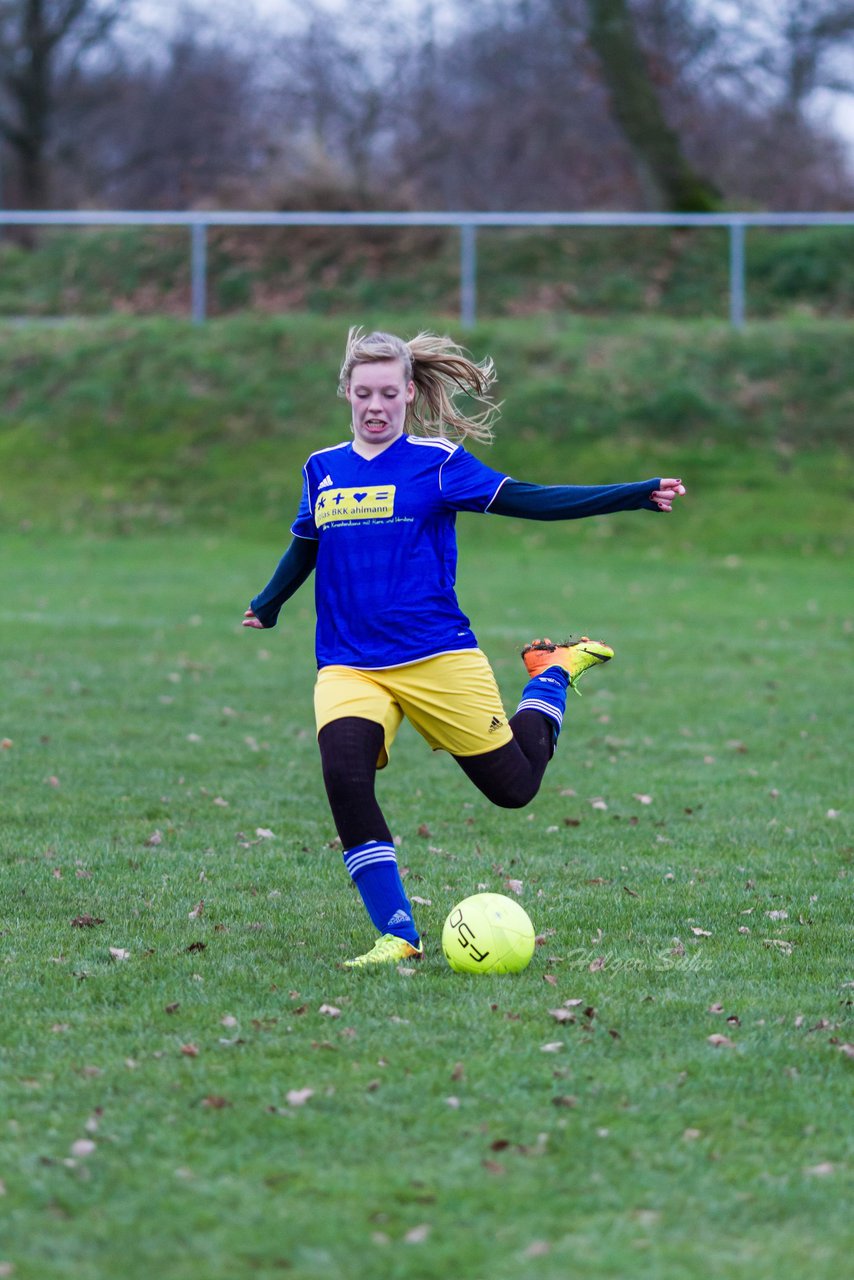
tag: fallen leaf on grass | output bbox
[144,830,162,847]
[286,1088,314,1107]
[71,915,104,928]
[180,1044,199,1057]
[70,1139,96,1158]
[255,827,275,839]
[201,1095,230,1109]
[707,1034,736,1048]
[403,1224,431,1244]
[589,956,606,972]
[548,1008,577,1024]
[108,948,130,961]
[632,794,653,805]
[682,1128,702,1141]
[764,938,793,955]
[505,879,523,895]
[804,1162,835,1177]
[690,927,712,938]
[523,1242,551,1259]
[766,910,788,921]
[482,1160,505,1175]
[318,1004,341,1017]
[540,1042,564,1053]
[837,1043,854,1059]
[188,900,204,920]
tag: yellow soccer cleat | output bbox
[343,933,424,968]
[521,636,614,691]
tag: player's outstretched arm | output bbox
[242,537,318,630]
[489,476,686,520]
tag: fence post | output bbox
[460,223,477,329]
[191,222,207,324]
[729,222,745,330]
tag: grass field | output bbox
[1,526,852,1280]
[1,314,852,1278]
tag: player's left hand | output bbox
[650,478,686,512]
[242,608,264,629]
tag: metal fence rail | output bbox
[2,209,852,328]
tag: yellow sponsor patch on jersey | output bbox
[314,485,396,527]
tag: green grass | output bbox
[1,527,852,1280]
[1,224,854,320]
[1,314,852,1277]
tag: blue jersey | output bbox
[291,435,508,669]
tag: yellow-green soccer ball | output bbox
[442,892,535,974]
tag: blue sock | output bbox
[342,841,420,945]
[516,665,569,752]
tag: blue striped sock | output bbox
[516,665,569,749]
[342,841,420,945]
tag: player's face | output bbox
[346,359,415,457]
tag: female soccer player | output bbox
[244,329,686,966]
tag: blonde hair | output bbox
[338,327,500,444]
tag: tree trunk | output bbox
[584,0,720,211]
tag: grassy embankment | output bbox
[1,223,854,320]
[0,314,851,1280]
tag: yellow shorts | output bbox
[314,649,513,768]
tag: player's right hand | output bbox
[242,608,264,629]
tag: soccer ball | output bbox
[442,892,535,974]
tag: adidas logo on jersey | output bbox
[488,715,504,733]
[318,474,334,490]
[387,909,412,927]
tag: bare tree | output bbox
[714,0,854,115]
[0,0,130,208]
[62,29,262,208]
[581,0,721,209]
[393,0,642,210]
[260,0,415,205]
